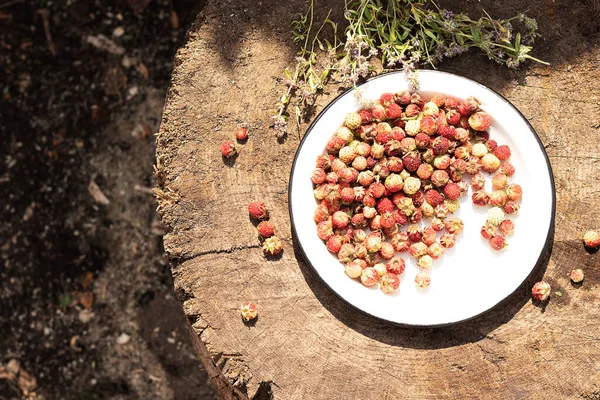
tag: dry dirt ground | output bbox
[0,1,216,399]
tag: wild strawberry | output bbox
[458,96,480,116]
[374,198,392,215]
[315,154,331,170]
[405,224,421,243]
[355,244,368,260]
[379,273,400,294]
[373,105,389,122]
[421,202,435,218]
[263,236,284,255]
[362,206,376,219]
[470,173,485,191]
[357,108,372,123]
[409,242,428,258]
[422,148,435,164]
[490,234,507,251]
[240,302,257,321]
[326,235,343,253]
[386,103,403,119]
[385,174,404,193]
[504,201,520,215]
[428,242,444,259]
[370,143,385,159]
[421,226,437,246]
[465,157,482,175]
[380,212,396,229]
[454,127,469,142]
[391,232,410,252]
[379,242,395,260]
[313,204,329,222]
[494,145,511,161]
[443,182,461,200]
[468,112,492,131]
[491,173,507,190]
[472,143,488,158]
[326,171,339,184]
[248,201,268,220]
[395,90,412,105]
[423,189,442,207]
[531,281,551,301]
[420,116,437,135]
[506,184,523,201]
[360,267,379,287]
[221,140,236,157]
[339,146,357,164]
[444,217,464,235]
[479,223,497,240]
[445,96,460,109]
[446,109,461,125]
[396,197,415,216]
[351,156,367,171]
[369,215,382,231]
[404,104,421,119]
[583,230,600,248]
[393,209,407,225]
[431,170,449,187]
[570,269,585,283]
[368,182,385,199]
[433,155,451,170]
[384,257,405,275]
[432,136,450,155]
[355,142,371,158]
[439,233,455,248]
[500,162,515,176]
[402,177,421,195]
[385,157,402,173]
[337,243,356,263]
[437,125,456,140]
[423,102,439,116]
[489,190,508,207]
[417,255,433,270]
[429,94,445,107]
[316,218,334,241]
[366,232,383,253]
[403,152,422,172]
[257,221,275,238]
[415,164,432,181]
[335,127,354,144]
[486,139,498,153]
[471,191,489,207]
[409,210,422,223]
[434,203,449,219]
[344,112,362,130]
[453,147,469,161]
[415,133,431,149]
[349,214,365,229]
[499,219,514,236]
[410,92,423,105]
[431,217,444,232]
[486,207,505,226]
[326,136,345,154]
[411,190,425,208]
[415,271,431,288]
[357,171,374,187]
[310,168,325,185]
[344,261,363,279]
[481,153,501,173]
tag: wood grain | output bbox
[156,0,600,398]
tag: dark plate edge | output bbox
[287,69,557,329]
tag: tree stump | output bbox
[156,0,600,398]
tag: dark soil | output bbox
[0,0,215,399]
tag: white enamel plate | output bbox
[289,70,555,327]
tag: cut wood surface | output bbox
[156,0,600,398]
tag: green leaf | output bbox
[470,27,480,42]
[59,293,72,308]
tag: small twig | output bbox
[37,9,56,55]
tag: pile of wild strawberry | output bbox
[311,91,523,293]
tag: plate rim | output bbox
[288,69,556,328]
